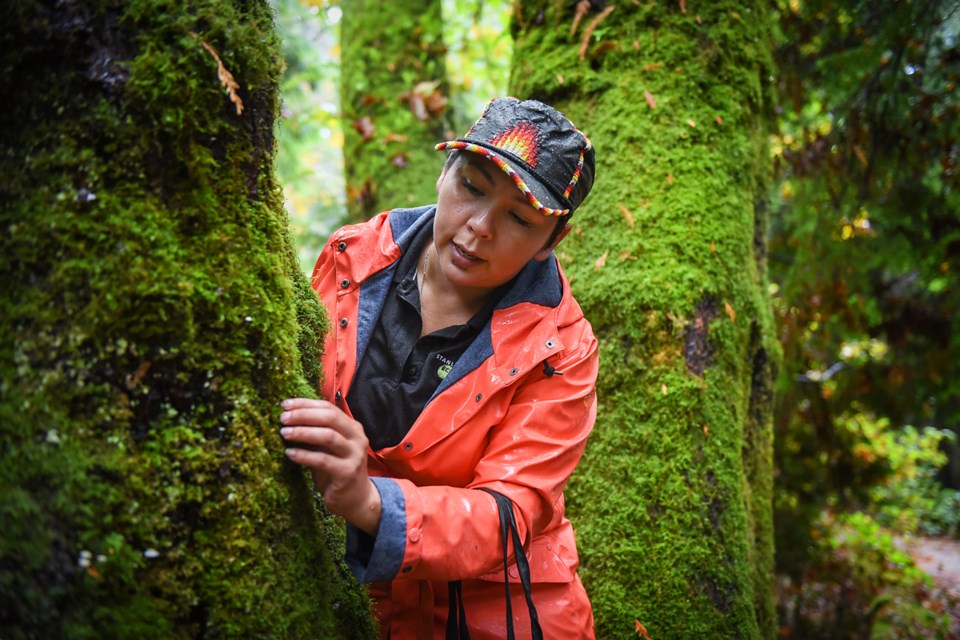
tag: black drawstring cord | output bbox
[542,360,563,378]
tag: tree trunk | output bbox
[510,3,779,638]
[0,2,376,637]
[340,0,451,221]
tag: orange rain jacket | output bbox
[312,207,598,639]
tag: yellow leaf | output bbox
[661,383,668,396]
[725,301,736,322]
[687,118,697,128]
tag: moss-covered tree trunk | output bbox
[510,3,779,638]
[340,0,450,220]
[0,2,376,637]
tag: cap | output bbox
[435,97,595,216]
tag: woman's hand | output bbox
[279,398,382,535]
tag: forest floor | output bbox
[909,536,960,635]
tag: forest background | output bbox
[1,0,958,638]
[275,0,960,636]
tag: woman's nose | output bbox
[466,208,493,238]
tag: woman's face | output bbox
[431,154,569,299]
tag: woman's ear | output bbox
[535,223,572,261]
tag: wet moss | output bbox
[0,2,374,638]
[511,2,779,638]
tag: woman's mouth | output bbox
[451,242,483,267]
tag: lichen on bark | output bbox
[509,2,780,638]
[0,1,376,637]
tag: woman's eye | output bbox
[510,211,532,228]
[461,179,482,196]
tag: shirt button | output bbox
[337,241,347,251]
[340,278,350,289]
[408,528,421,542]
[339,318,348,328]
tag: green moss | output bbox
[511,2,779,638]
[0,2,375,637]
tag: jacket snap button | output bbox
[545,340,555,348]
[475,393,482,402]
[339,318,348,328]
[403,442,413,451]
[337,241,346,251]
[408,528,421,542]
[509,368,519,376]
[340,279,349,289]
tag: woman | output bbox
[280,97,598,639]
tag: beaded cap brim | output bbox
[435,97,594,217]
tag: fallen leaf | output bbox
[579,5,616,61]
[667,172,674,185]
[642,62,663,72]
[703,424,709,435]
[571,0,591,35]
[353,116,376,141]
[644,88,657,109]
[384,133,409,144]
[715,115,724,125]
[678,0,686,13]
[557,73,565,85]
[635,619,652,639]
[390,153,409,168]
[192,33,244,115]
[725,301,736,322]
[618,248,635,261]
[125,361,152,390]
[619,204,635,228]
[633,40,640,51]
[687,118,697,128]
[593,250,609,272]
[661,383,668,396]
[696,14,703,25]
[710,241,716,253]
[86,566,102,579]
[853,144,868,167]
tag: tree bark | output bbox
[510,2,779,638]
[340,0,451,221]
[0,2,376,637]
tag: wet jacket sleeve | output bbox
[345,326,598,583]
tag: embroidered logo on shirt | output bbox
[435,354,455,380]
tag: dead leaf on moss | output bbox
[667,172,674,185]
[725,301,736,322]
[571,0,591,35]
[579,5,616,61]
[635,619,652,639]
[619,204,635,228]
[192,33,244,116]
[687,118,697,128]
[661,383,668,396]
[593,250,609,272]
[353,116,376,141]
[642,62,662,72]
[644,88,657,109]
[678,0,686,13]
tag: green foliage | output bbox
[778,512,957,639]
[770,0,960,593]
[272,0,347,272]
[0,1,375,637]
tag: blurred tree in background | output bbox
[339,0,450,221]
